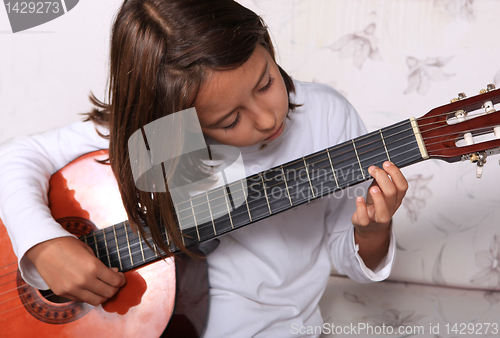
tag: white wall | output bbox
[0,0,123,143]
[2,0,500,287]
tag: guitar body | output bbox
[0,150,209,337]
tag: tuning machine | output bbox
[480,84,500,140]
[452,92,475,146]
[469,151,488,178]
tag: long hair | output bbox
[86,0,298,256]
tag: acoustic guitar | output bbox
[1,86,500,337]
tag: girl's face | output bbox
[195,44,290,148]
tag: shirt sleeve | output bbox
[320,84,396,283]
[326,190,396,283]
[0,120,109,289]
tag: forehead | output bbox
[195,45,269,120]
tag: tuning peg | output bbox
[480,87,500,139]
[451,92,467,103]
[480,84,496,94]
[454,105,474,145]
[470,152,487,178]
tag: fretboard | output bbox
[80,118,427,271]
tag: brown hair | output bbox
[86,0,298,256]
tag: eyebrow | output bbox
[207,60,269,128]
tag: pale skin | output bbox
[25,44,407,305]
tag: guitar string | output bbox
[86,119,498,232]
[0,119,498,306]
[0,144,428,306]
[3,100,500,310]
[0,135,495,314]
[90,125,500,245]
[0,122,487,304]
[0,120,495,277]
[0,117,496,273]
[0,127,416,283]
[1,155,430,313]
[3,118,492,281]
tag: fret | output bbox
[354,130,391,176]
[101,228,112,268]
[125,225,144,267]
[222,179,251,229]
[326,149,340,189]
[258,167,291,214]
[92,233,100,260]
[380,130,391,162]
[123,222,134,267]
[112,225,123,271]
[352,140,366,180]
[209,186,233,235]
[222,185,235,229]
[303,150,338,197]
[190,192,216,241]
[280,165,293,207]
[83,234,88,245]
[206,191,218,236]
[137,230,146,263]
[101,227,119,268]
[132,225,158,263]
[381,120,423,168]
[245,174,271,221]
[145,238,158,260]
[302,158,316,198]
[153,241,159,258]
[260,173,272,214]
[240,179,252,223]
[282,158,312,205]
[327,142,363,188]
[189,199,201,241]
[174,197,199,248]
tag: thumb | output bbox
[111,267,127,286]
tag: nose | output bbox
[252,107,276,132]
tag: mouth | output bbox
[264,121,285,142]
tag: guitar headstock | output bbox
[417,84,500,177]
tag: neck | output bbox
[80,118,427,271]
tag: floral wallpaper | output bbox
[238,0,500,291]
[235,1,500,332]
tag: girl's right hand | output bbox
[25,236,127,306]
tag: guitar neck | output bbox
[175,118,427,248]
[79,118,428,271]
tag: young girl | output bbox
[0,0,408,336]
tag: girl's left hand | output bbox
[351,161,408,234]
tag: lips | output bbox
[264,121,285,142]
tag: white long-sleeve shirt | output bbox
[0,79,395,337]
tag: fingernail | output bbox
[384,161,392,168]
[371,186,380,194]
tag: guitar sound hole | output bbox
[39,289,72,304]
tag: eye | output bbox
[223,112,240,130]
[258,75,274,93]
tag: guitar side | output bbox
[0,150,207,337]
